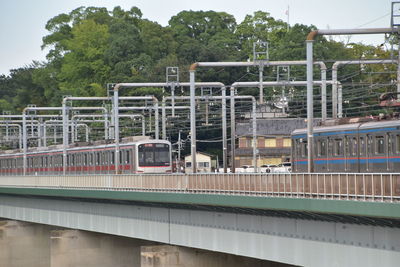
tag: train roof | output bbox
[358,119,400,130]
[0,139,170,157]
[291,123,360,136]
[292,119,400,136]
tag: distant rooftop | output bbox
[237,118,321,136]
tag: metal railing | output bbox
[0,173,399,202]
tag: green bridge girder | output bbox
[0,187,399,226]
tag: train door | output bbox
[358,136,364,172]
[95,152,100,174]
[82,153,87,174]
[121,149,132,174]
[387,133,393,172]
[110,151,115,173]
[88,152,93,174]
[105,151,111,174]
[132,147,137,173]
[332,137,344,172]
[375,135,386,172]
[344,136,349,172]
[104,151,109,174]
[366,135,373,172]
[100,151,105,174]
[43,156,47,175]
[48,154,53,175]
[327,138,332,172]
[352,136,360,173]
[80,153,84,174]
[125,149,133,173]
[396,134,400,172]
[346,135,357,173]
[316,137,328,172]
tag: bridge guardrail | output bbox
[0,173,399,202]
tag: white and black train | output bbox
[292,119,400,172]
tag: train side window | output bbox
[334,139,343,156]
[84,154,88,166]
[111,152,115,164]
[96,152,100,165]
[126,150,130,164]
[375,136,384,154]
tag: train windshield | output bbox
[138,143,170,167]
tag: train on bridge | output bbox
[292,118,400,172]
[0,138,172,175]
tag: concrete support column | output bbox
[0,220,52,267]
[141,245,292,267]
[50,229,146,267]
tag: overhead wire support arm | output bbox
[305,27,394,173]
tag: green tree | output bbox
[58,19,110,96]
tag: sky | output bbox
[0,0,393,75]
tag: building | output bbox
[184,152,213,173]
[235,118,319,167]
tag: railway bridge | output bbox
[0,172,400,266]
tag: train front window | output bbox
[138,143,170,166]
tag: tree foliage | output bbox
[0,6,392,116]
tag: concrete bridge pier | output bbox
[141,245,293,267]
[51,229,154,267]
[0,220,53,267]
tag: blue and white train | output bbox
[291,119,400,172]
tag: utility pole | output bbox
[178,130,182,173]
